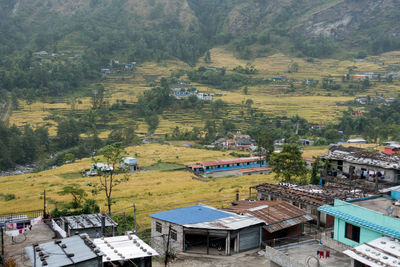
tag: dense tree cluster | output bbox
[338,98,400,142]
[0,122,49,170]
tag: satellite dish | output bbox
[387,206,394,215]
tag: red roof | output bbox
[236,167,272,174]
[199,157,265,167]
[190,165,203,168]
[302,157,316,162]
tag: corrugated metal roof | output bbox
[225,201,312,233]
[184,214,263,230]
[322,148,400,170]
[62,213,118,230]
[254,183,327,206]
[94,233,158,262]
[318,205,400,239]
[343,237,400,267]
[199,157,264,167]
[253,183,367,206]
[380,185,400,193]
[25,234,102,267]
[149,204,233,225]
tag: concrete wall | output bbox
[329,199,400,247]
[342,162,398,183]
[392,190,400,200]
[321,231,352,252]
[151,219,184,255]
[204,160,266,173]
[264,246,306,267]
[333,217,382,247]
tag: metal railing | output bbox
[0,209,43,221]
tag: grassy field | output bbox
[0,144,329,228]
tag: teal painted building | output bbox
[318,197,400,247]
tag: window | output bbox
[217,165,221,168]
[171,229,177,241]
[236,163,240,167]
[311,208,318,216]
[345,223,360,243]
[156,222,162,233]
[206,166,210,170]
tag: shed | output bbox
[120,157,139,172]
[149,204,263,256]
[25,234,103,267]
[60,213,118,238]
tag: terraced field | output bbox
[7,47,400,136]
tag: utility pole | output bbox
[43,190,46,219]
[1,227,4,264]
[33,243,38,267]
[133,203,137,234]
[164,225,171,267]
[123,213,126,234]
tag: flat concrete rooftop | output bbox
[5,223,55,267]
[277,241,351,267]
[352,197,400,217]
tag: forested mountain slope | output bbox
[2,0,400,63]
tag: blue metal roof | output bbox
[149,205,233,225]
[318,205,400,239]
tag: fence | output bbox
[0,209,43,221]
[263,230,320,249]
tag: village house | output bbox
[303,157,316,170]
[149,204,264,256]
[25,234,103,267]
[384,143,400,155]
[251,182,370,228]
[224,200,312,246]
[211,133,256,151]
[59,213,118,238]
[33,51,48,56]
[100,68,111,74]
[300,138,314,146]
[119,157,139,172]
[355,97,368,105]
[321,145,400,184]
[350,110,363,117]
[271,76,287,82]
[93,232,158,267]
[188,157,267,175]
[347,138,367,144]
[318,189,400,249]
[171,88,213,101]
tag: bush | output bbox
[4,194,16,201]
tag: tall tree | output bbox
[257,129,274,162]
[270,143,307,183]
[96,142,129,214]
[58,185,87,209]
